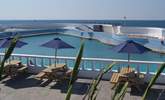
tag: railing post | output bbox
[57,58,59,64]
[19,56,22,61]
[81,60,85,70]
[147,64,150,75]
[91,61,94,71]
[49,58,51,66]
[41,58,44,67]
[12,56,14,60]
[27,57,29,65]
[8,56,11,62]
[137,64,140,74]
[64,59,67,66]
[34,57,37,66]
[117,63,121,72]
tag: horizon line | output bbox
[0,19,165,21]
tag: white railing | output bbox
[0,53,163,74]
[1,53,165,83]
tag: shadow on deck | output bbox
[1,74,165,100]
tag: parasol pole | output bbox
[54,48,57,67]
[128,53,130,68]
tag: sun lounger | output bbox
[4,60,28,78]
[35,72,47,80]
[110,73,120,84]
[17,65,28,73]
[65,69,73,76]
[64,69,73,80]
[5,60,21,66]
[110,73,120,89]
[110,67,145,91]
[36,64,73,83]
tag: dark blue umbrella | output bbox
[0,38,28,48]
[113,40,151,66]
[41,38,74,66]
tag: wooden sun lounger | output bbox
[3,60,29,78]
[110,67,145,91]
[110,68,134,84]
[110,73,120,89]
[17,66,28,73]
[35,64,73,82]
[4,60,21,66]
[35,64,66,80]
[110,73,120,84]
[35,72,47,80]
[120,67,134,75]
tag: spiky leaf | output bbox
[112,82,128,100]
[142,63,165,100]
[0,36,18,80]
[84,62,115,100]
[65,41,84,100]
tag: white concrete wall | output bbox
[102,25,114,33]
[120,27,163,39]
[101,25,164,39]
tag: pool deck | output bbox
[1,74,165,100]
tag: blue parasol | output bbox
[41,38,75,67]
[0,37,28,48]
[113,40,151,66]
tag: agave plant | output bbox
[142,63,165,100]
[0,36,18,80]
[83,62,115,100]
[65,41,84,100]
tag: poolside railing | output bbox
[0,53,163,74]
[1,53,165,83]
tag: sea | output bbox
[0,20,165,28]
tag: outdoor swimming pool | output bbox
[12,34,165,60]
[0,33,165,72]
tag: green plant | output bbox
[65,41,84,100]
[142,63,165,100]
[83,62,115,100]
[112,82,128,100]
[0,36,18,80]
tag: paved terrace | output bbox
[0,74,165,100]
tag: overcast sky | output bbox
[0,0,164,20]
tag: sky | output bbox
[0,0,164,20]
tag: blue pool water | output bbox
[0,33,164,72]
[6,34,165,62]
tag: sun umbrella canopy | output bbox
[113,40,151,67]
[0,38,28,48]
[41,38,75,67]
[113,40,150,54]
[41,38,74,49]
